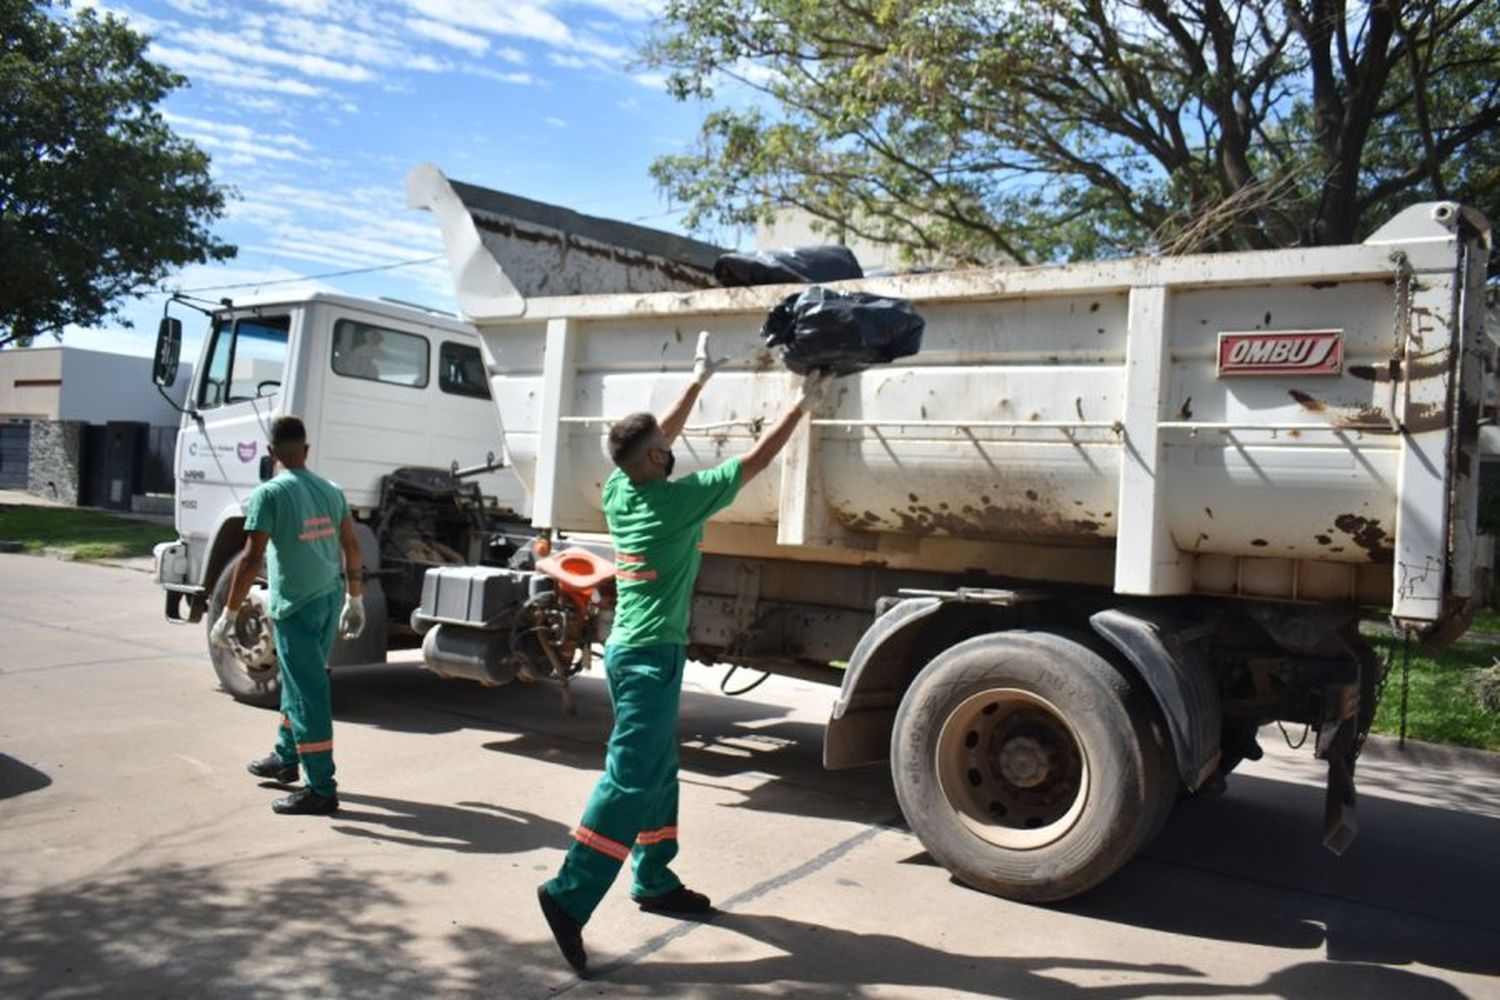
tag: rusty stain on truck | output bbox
[1333,514,1391,560]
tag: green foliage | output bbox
[0,504,174,559]
[646,1,1500,267]
[1369,634,1500,751]
[0,0,235,346]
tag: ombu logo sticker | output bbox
[1217,330,1342,376]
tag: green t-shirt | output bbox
[243,467,351,620]
[603,457,742,647]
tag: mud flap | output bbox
[1315,677,1360,855]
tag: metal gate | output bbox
[0,421,30,490]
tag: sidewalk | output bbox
[0,489,174,526]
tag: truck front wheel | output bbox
[891,630,1173,902]
[205,553,280,707]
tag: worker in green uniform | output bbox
[538,332,830,974]
[210,415,366,816]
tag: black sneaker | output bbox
[537,884,587,974]
[631,885,714,916]
[271,787,339,815]
[247,754,298,784]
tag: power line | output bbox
[168,254,445,294]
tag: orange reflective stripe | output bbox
[618,569,658,582]
[635,825,678,845]
[296,739,333,754]
[617,552,647,565]
[279,714,292,729]
[573,825,630,861]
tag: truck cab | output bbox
[152,291,532,704]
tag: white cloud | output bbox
[631,71,667,90]
[268,0,333,14]
[572,0,662,21]
[406,17,489,55]
[162,112,316,166]
[544,116,567,128]
[469,68,535,85]
[176,27,377,81]
[495,46,527,65]
[225,93,287,115]
[160,0,226,18]
[151,45,329,96]
[548,53,589,69]
[617,96,640,112]
[404,0,571,45]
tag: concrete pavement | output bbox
[1,553,1497,998]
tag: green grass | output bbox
[1368,632,1500,751]
[0,505,175,561]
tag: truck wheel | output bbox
[205,554,280,707]
[891,630,1173,902]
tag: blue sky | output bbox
[64,0,725,357]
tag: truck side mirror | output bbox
[153,317,182,388]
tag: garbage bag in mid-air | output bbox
[761,285,925,376]
[714,246,864,287]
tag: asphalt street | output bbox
[1,553,1497,998]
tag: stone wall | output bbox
[27,420,84,505]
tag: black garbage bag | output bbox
[714,245,864,287]
[762,285,925,376]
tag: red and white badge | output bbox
[1217,329,1343,377]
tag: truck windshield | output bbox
[198,315,290,408]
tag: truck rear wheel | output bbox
[891,630,1173,902]
[206,553,280,707]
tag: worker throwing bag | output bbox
[538,332,829,974]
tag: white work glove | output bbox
[692,330,729,386]
[209,609,235,649]
[795,371,835,413]
[339,593,366,639]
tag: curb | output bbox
[1359,732,1500,773]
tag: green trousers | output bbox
[545,643,687,924]
[271,588,341,796]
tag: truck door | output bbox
[178,312,292,538]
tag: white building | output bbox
[0,346,191,503]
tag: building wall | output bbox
[0,348,65,420]
[0,346,191,425]
[58,349,191,425]
[27,420,84,505]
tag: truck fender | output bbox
[200,506,249,592]
[1089,607,1221,792]
[328,521,387,667]
[824,596,945,769]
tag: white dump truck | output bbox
[404,165,1494,903]
[150,291,531,705]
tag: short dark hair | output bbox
[270,415,308,448]
[609,412,658,466]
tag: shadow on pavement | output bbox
[0,753,51,800]
[328,660,896,824]
[330,792,571,855]
[0,861,537,998]
[1054,771,1500,978]
[603,912,1466,999]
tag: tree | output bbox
[645,1,1500,268]
[0,0,234,347]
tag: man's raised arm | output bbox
[658,331,727,444]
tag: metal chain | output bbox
[1387,251,1414,433]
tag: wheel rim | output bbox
[228,586,277,675]
[935,687,1089,850]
